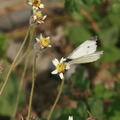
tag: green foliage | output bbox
[77,100,88,119]
[67,25,91,47]
[64,0,120,63]
[93,84,114,99]
[43,1,120,120]
[0,34,8,58]
[106,98,120,120]
[70,67,90,90]
[0,62,25,116]
[65,0,83,13]
[98,26,119,47]
[101,46,120,62]
[88,98,104,120]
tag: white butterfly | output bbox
[52,36,103,79]
[65,36,103,65]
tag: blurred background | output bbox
[0,0,120,120]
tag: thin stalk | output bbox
[13,28,35,118]
[47,78,65,120]
[13,54,29,119]
[27,50,37,120]
[13,28,35,69]
[0,26,32,96]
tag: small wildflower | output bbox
[51,36,103,79]
[30,11,47,26]
[35,34,51,49]
[68,116,73,120]
[28,0,44,10]
[51,58,70,79]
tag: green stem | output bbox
[0,26,32,96]
[47,78,65,120]
[27,50,37,120]
[13,28,35,69]
[12,31,34,118]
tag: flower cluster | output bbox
[28,0,51,49]
[28,0,47,26]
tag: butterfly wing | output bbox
[68,36,97,59]
[68,51,103,65]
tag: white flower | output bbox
[35,34,51,49]
[68,116,73,120]
[51,57,70,79]
[51,36,103,79]
[30,11,47,26]
[28,0,44,10]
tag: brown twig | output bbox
[81,9,99,32]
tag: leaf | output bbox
[62,85,72,96]
[65,0,83,13]
[77,100,88,119]
[106,98,120,120]
[67,25,91,47]
[60,107,80,120]
[0,69,25,116]
[0,34,8,57]
[98,26,119,47]
[110,2,120,14]
[70,67,90,90]
[49,109,62,120]
[93,83,114,99]
[100,46,120,62]
[88,98,104,120]
[82,0,94,5]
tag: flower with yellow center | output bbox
[30,11,47,26]
[36,34,51,49]
[28,0,44,10]
[51,58,70,79]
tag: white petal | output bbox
[33,6,37,10]
[41,46,44,49]
[36,38,40,42]
[51,69,58,74]
[40,21,44,24]
[40,4,44,8]
[37,21,41,24]
[28,2,32,5]
[33,15,37,20]
[40,34,43,39]
[60,57,64,63]
[42,15,47,20]
[60,57,66,63]
[66,64,70,70]
[33,9,36,14]
[59,73,64,79]
[52,58,59,66]
[68,116,73,120]
[46,36,50,40]
[48,45,52,47]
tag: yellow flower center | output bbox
[56,63,66,73]
[32,0,40,7]
[41,38,50,47]
[35,12,42,18]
